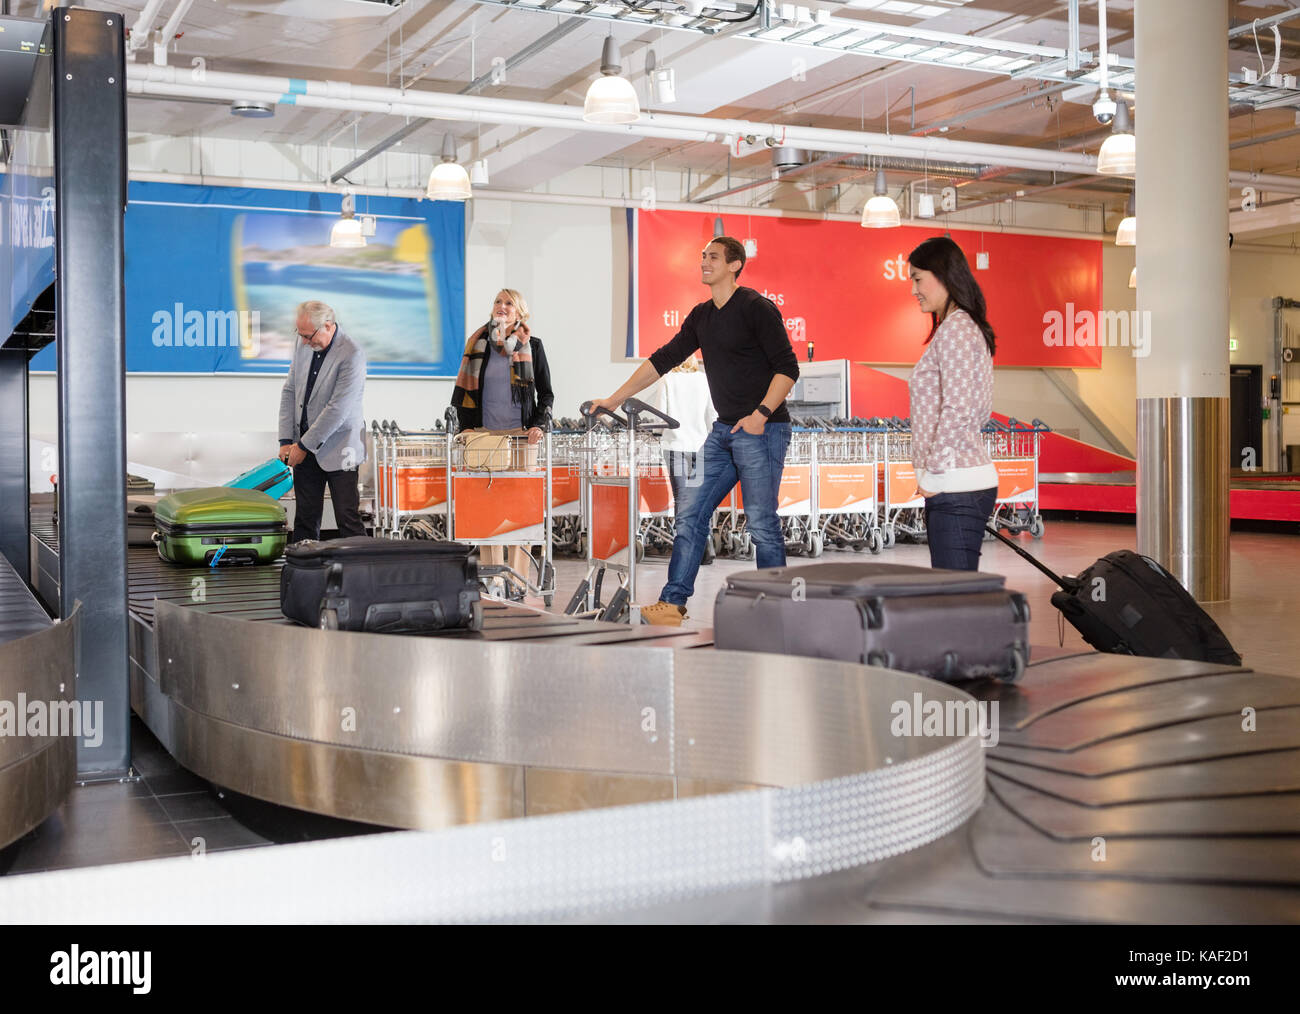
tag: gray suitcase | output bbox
[713,562,1030,682]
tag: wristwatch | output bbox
[756,405,772,419]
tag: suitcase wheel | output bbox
[1005,645,1027,683]
[319,607,340,631]
[468,599,483,632]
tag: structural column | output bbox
[1135,0,1231,601]
[0,351,30,581]
[53,9,131,776]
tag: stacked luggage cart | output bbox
[370,412,1047,613]
[371,415,558,604]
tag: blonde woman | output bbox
[450,289,555,592]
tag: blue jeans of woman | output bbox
[924,486,998,571]
[660,421,792,606]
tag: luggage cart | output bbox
[371,419,449,540]
[549,426,587,556]
[813,422,884,554]
[878,417,926,547]
[564,398,678,623]
[985,417,1048,538]
[446,416,557,605]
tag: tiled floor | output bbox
[3,518,1296,879]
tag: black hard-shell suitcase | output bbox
[127,495,160,547]
[713,562,1030,682]
[281,536,482,633]
[987,526,1242,665]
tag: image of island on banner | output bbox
[234,212,442,364]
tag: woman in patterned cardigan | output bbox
[906,237,999,572]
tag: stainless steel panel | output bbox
[155,602,675,776]
[523,768,676,816]
[1136,396,1231,601]
[168,699,525,829]
[0,608,78,848]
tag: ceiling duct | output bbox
[832,155,984,178]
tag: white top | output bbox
[645,371,717,453]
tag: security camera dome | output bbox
[1092,91,1116,125]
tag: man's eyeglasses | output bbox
[297,325,322,342]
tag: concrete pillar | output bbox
[1135,0,1231,601]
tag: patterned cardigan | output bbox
[907,309,997,494]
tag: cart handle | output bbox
[620,396,680,431]
[579,400,630,428]
[444,406,459,435]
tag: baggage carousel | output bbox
[4,510,1299,923]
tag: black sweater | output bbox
[648,287,799,424]
[455,335,555,432]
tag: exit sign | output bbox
[1229,339,1239,351]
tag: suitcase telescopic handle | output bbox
[985,524,1077,591]
[620,396,680,431]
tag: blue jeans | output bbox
[924,487,998,571]
[660,421,791,606]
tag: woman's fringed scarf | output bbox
[451,320,535,409]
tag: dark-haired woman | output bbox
[906,236,999,572]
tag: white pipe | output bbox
[1097,0,1109,94]
[125,65,1300,192]
[159,0,197,48]
[125,170,1109,240]
[126,65,1100,174]
[129,0,168,53]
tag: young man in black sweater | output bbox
[590,236,799,625]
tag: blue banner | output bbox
[30,180,465,376]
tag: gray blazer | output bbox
[278,328,367,472]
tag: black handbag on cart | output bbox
[281,536,482,633]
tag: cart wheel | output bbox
[882,525,896,549]
[701,537,716,566]
[721,532,735,556]
[468,599,484,632]
[634,538,646,563]
[711,530,724,557]
[575,532,587,558]
[543,594,553,608]
[1029,517,1045,539]
[867,529,883,555]
[740,532,756,560]
[810,532,824,558]
[319,607,339,631]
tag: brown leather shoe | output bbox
[641,601,688,626]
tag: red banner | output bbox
[635,210,1102,368]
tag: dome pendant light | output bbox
[861,167,901,229]
[583,36,640,124]
[426,134,472,202]
[1115,193,1136,246]
[1097,101,1136,176]
[329,189,366,249]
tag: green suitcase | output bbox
[154,487,288,567]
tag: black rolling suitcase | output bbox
[713,563,1030,682]
[281,536,482,633]
[986,526,1242,665]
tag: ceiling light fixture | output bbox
[1097,101,1135,176]
[470,159,489,187]
[861,167,900,229]
[426,134,472,201]
[584,36,640,124]
[1115,193,1136,246]
[714,216,725,238]
[230,99,274,119]
[329,190,366,248]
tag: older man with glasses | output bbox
[277,300,368,542]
